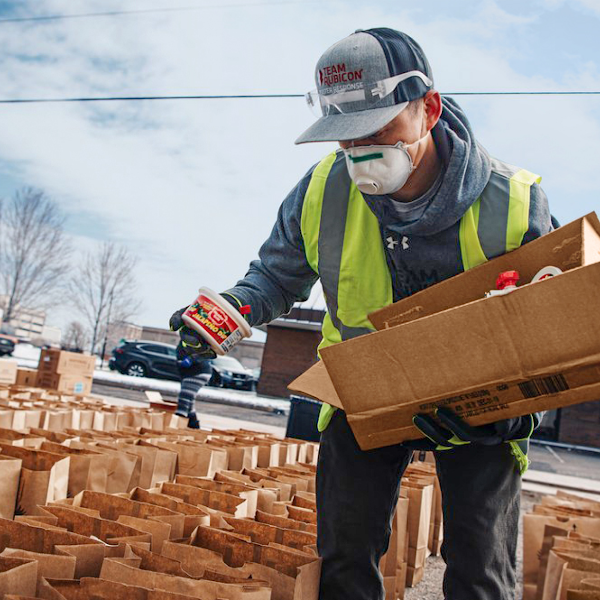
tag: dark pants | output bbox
[316,411,521,600]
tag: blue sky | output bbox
[0,0,599,334]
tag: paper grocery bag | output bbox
[0,548,76,582]
[255,443,280,468]
[40,442,110,497]
[524,515,600,600]
[100,556,272,600]
[73,490,178,522]
[118,443,177,490]
[0,518,99,557]
[0,556,38,598]
[543,550,600,600]
[117,516,171,553]
[126,546,191,578]
[214,473,278,515]
[567,592,600,600]
[44,577,144,600]
[0,445,70,515]
[255,511,317,536]
[536,526,571,599]
[221,516,317,552]
[0,428,44,449]
[380,497,409,578]
[41,505,149,544]
[175,476,259,519]
[155,442,228,479]
[580,578,600,590]
[160,482,249,518]
[207,440,258,472]
[0,456,23,519]
[129,487,210,519]
[239,469,294,503]
[190,525,321,600]
[70,442,142,494]
[43,576,197,600]
[54,541,137,579]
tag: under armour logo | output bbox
[387,236,410,250]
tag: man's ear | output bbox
[423,90,442,132]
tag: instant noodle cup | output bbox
[181,287,252,355]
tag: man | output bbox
[171,28,551,600]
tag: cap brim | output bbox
[294,101,409,145]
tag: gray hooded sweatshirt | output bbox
[224,97,552,327]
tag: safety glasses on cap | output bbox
[305,70,433,118]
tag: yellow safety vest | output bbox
[300,150,541,435]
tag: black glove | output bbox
[169,307,217,375]
[169,294,248,377]
[404,407,539,451]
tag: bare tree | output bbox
[69,242,141,354]
[62,321,89,352]
[0,188,71,323]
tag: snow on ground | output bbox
[9,343,41,368]
[94,370,290,414]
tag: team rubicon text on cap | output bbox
[319,63,364,86]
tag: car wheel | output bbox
[126,362,147,377]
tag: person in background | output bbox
[171,330,213,429]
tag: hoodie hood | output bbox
[362,96,492,236]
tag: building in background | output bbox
[0,295,60,344]
[40,325,62,346]
[228,339,264,371]
[101,321,143,358]
[257,305,325,398]
[140,326,178,346]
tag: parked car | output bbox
[109,340,256,391]
[0,336,15,357]
[209,356,256,391]
[109,340,180,380]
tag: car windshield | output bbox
[212,356,245,371]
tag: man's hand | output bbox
[169,307,217,368]
[404,407,537,451]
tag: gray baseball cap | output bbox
[295,28,434,144]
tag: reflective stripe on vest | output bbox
[302,151,540,432]
[460,158,542,270]
[302,151,393,353]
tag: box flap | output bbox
[287,362,344,410]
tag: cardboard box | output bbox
[0,361,18,386]
[289,214,600,450]
[36,372,93,396]
[37,349,96,377]
[16,369,38,387]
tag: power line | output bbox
[0,1,317,24]
[0,91,598,104]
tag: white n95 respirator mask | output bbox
[343,133,428,195]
